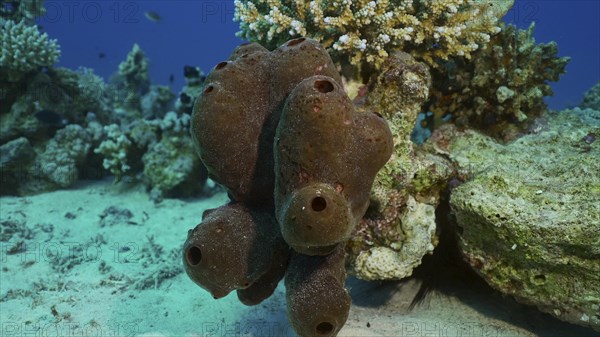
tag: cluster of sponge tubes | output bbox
[182,37,393,337]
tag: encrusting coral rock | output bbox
[433,108,600,331]
[185,37,393,337]
[581,82,600,111]
[346,51,452,280]
[234,0,513,70]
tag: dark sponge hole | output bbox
[186,246,202,266]
[287,37,306,46]
[311,196,327,212]
[215,61,228,70]
[316,322,334,335]
[204,85,214,94]
[314,80,334,93]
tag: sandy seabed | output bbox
[1,179,597,337]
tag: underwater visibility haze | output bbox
[1,1,599,336]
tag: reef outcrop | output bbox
[432,108,600,331]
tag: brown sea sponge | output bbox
[186,37,393,337]
[190,38,341,207]
[237,238,290,306]
[182,203,286,300]
[275,75,393,255]
[285,245,351,337]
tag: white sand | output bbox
[1,179,596,337]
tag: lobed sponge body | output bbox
[285,245,351,337]
[182,203,286,299]
[185,37,393,337]
[191,38,341,207]
[275,75,393,255]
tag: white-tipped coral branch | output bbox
[234,0,513,69]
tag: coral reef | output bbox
[1,67,109,144]
[94,110,206,200]
[174,65,205,115]
[111,43,151,114]
[1,37,207,200]
[142,112,207,201]
[29,124,92,189]
[234,0,512,71]
[346,51,452,280]
[87,45,207,201]
[185,37,392,337]
[431,108,600,331]
[0,137,35,192]
[0,19,60,82]
[0,0,46,25]
[428,23,570,139]
[581,82,600,111]
[0,70,110,196]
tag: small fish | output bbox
[169,74,175,83]
[144,11,161,23]
[184,65,201,79]
[98,52,106,59]
[34,110,68,128]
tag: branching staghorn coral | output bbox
[234,0,513,70]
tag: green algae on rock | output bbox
[439,108,600,331]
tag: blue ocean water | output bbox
[39,0,600,110]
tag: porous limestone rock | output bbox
[347,52,452,280]
[437,108,600,331]
[353,196,436,280]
